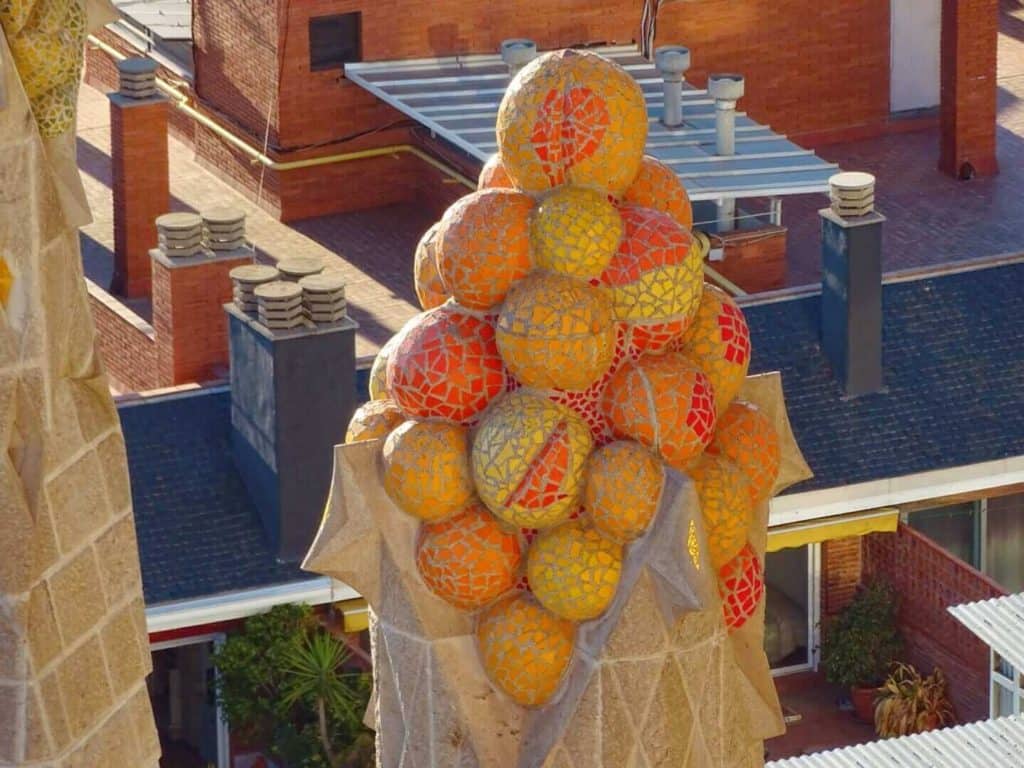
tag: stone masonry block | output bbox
[48,548,106,647]
[55,636,113,740]
[46,450,110,556]
[40,670,70,754]
[28,583,62,671]
[100,604,146,699]
[26,684,53,762]
[94,433,132,514]
[93,516,143,608]
[0,683,20,763]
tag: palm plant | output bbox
[281,632,365,767]
[874,662,956,738]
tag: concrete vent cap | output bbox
[155,212,204,257]
[255,280,305,330]
[277,257,324,282]
[708,73,745,102]
[300,272,348,325]
[117,57,158,99]
[655,46,691,80]
[501,39,538,73]
[829,171,876,217]
[203,207,247,252]
[230,263,279,315]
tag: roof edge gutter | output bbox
[145,577,360,633]
[769,454,1024,527]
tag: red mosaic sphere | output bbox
[718,543,764,632]
[386,306,506,424]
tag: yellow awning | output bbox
[767,508,900,552]
[335,597,369,633]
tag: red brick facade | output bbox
[151,252,248,384]
[88,285,161,394]
[110,95,170,298]
[939,0,1000,177]
[712,226,787,294]
[863,524,1007,722]
[821,536,864,619]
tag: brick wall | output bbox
[821,536,863,619]
[86,283,160,394]
[711,226,787,294]
[863,524,1007,722]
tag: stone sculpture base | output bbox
[305,373,810,768]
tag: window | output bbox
[763,544,815,671]
[309,12,362,71]
[907,501,981,568]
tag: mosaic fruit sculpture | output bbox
[345,399,404,443]
[366,49,784,708]
[1,0,88,137]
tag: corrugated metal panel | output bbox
[765,715,1024,767]
[345,45,839,202]
[113,0,192,41]
[949,592,1024,674]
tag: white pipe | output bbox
[654,46,690,128]
[500,39,537,78]
[715,101,737,157]
[717,198,736,232]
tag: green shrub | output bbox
[820,580,902,689]
[211,604,373,767]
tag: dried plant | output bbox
[874,662,956,738]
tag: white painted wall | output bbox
[890,0,942,112]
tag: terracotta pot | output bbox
[850,685,878,723]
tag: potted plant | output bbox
[874,662,956,737]
[820,580,902,722]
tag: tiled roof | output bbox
[119,263,1024,605]
[747,261,1024,494]
[120,389,312,606]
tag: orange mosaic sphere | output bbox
[601,351,717,469]
[530,185,623,279]
[386,306,506,424]
[496,272,615,391]
[719,543,764,632]
[478,154,515,189]
[496,49,648,197]
[528,522,622,621]
[676,284,751,416]
[622,155,694,230]
[598,204,703,351]
[345,399,404,443]
[583,440,664,541]
[382,420,474,522]
[690,454,754,569]
[436,188,534,310]
[709,401,782,506]
[477,593,576,707]
[413,223,449,310]
[472,391,594,529]
[416,502,522,610]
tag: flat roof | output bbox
[345,45,838,201]
[113,0,192,42]
[766,715,1024,767]
[949,593,1024,673]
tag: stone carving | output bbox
[0,8,159,767]
[305,49,814,767]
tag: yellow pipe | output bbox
[88,34,742,294]
[86,35,476,189]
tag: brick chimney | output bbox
[939,0,999,178]
[227,269,357,561]
[110,58,169,298]
[151,210,251,384]
[819,172,884,397]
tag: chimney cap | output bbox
[654,46,691,77]
[156,212,202,232]
[117,57,159,76]
[708,73,745,102]
[829,171,876,217]
[277,257,324,280]
[204,207,246,226]
[230,264,279,285]
[501,39,538,69]
[299,272,346,294]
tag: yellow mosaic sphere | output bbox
[477,593,576,707]
[676,285,751,416]
[472,391,594,529]
[368,331,402,401]
[382,420,474,522]
[583,440,664,541]
[528,522,622,621]
[496,49,648,197]
[689,454,753,569]
[496,272,615,391]
[345,399,404,443]
[709,400,782,506]
[530,186,623,279]
[413,223,449,310]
